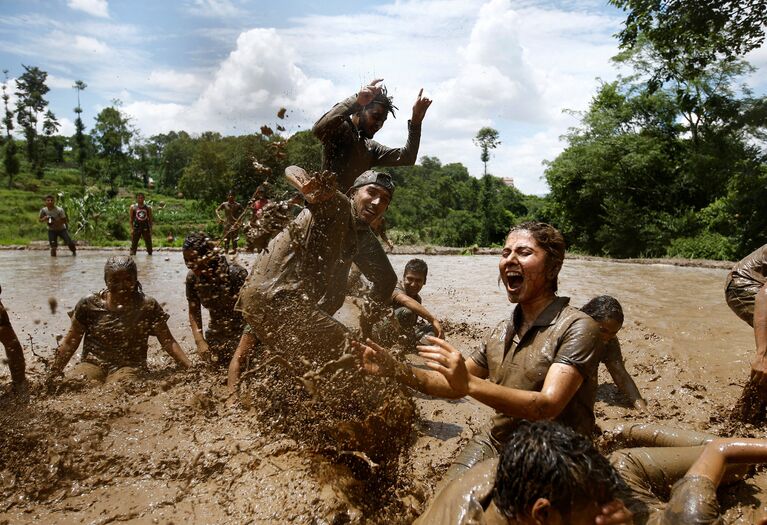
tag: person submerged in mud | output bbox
[229,167,395,389]
[581,295,648,411]
[416,419,767,525]
[725,244,767,422]
[215,190,244,254]
[46,256,191,385]
[312,78,432,312]
[359,222,603,480]
[183,232,248,367]
[374,258,443,349]
[0,284,27,393]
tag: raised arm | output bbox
[369,88,431,167]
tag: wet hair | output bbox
[404,258,428,278]
[508,221,565,292]
[494,420,626,520]
[103,256,143,296]
[44,194,54,200]
[581,295,624,324]
[366,85,398,118]
[182,232,214,257]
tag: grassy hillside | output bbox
[0,166,219,248]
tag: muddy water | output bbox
[0,251,764,523]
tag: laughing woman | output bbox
[359,222,602,480]
[46,256,191,385]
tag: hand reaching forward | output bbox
[417,336,469,396]
[411,88,432,124]
[356,79,384,107]
[353,338,396,376]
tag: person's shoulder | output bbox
[185,269,197,284]
[140,293,164,311]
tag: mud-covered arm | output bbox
[49,319,86,378]
[312,95,361,142]
[368,121,421,167]
[154,321,192,368]
[227,330,259,394]
[603,338,646,409]
[687,438,767,486]
[0,313,25,384]
[392,292,443,338]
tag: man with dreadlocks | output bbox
[46,256,191,385]
[183,232,248,366]
[312,79,432,313]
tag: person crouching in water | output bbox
[46,256,191,385]
[183,232,248,367]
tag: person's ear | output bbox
[530,498,554,524]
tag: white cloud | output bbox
[187,0,243,18]
[67,0,109,18]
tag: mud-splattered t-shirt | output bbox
[185,257,247,337]
[392,280,421,306]
[71,290,170,371]
[218,201,244,227]
[469,297,602,441]
[730,244,767,285]
[312,95,421,192]
[237,191,361,316]
[39,206,67,231]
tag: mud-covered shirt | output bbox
[186,257,247,337]
[130,204,152,230]
[730,244,767,285]
[392,280,422,305]
[312,95,421,191]
[219,201,244,226]
[71,291,170,371]
[237,191,362,316]
[39,206,67,231]
[469,297,602,441]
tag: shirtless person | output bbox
[725,245,767,416]
[183,232,247,366]
[46,256,191,385]
[39,194,76,257]
[129,193,153,255]
[228,167,395,389]
[312,79,432,312]
[0,284,26,392]
[416,419,767,525]
[216,191,244,254]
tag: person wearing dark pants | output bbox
[129,192,153,255]
[39,194,76,257]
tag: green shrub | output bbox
[666,232,735,260]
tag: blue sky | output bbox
[1,0,765,194]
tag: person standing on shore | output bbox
[215,190,244,255]
[312,78,432,312]
[39,194,76,257]
[129,193,153,256]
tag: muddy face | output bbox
[183,248,212,277]
[597,318,623,343]
[353,184,391,225]
[105,269,137,298]
[403,271,426,297]
[358,104,388,138]
[499,231,551,304]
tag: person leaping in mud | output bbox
[312,79,432,313]
[183,232,248,367]
[725,243,767,423]
[215,190,244,254]
[0,284,27,393]
[46,256,191,386]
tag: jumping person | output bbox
[183,232,248,367]
[312,79,432,313]
[129,193,153,255]
[39,194,76,257]
[359,222,603,481]
[0,284,26,392]
[581,295,648,411]
[215,191,244,254]
[46,256,191,385]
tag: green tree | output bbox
[91,103,133,191]
[155,131,194,190]
[73,80,88,184]
[1,70,19,189]
[473,127,500,175]
[14,65,53,178]
[178,139,233,202]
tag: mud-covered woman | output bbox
[46,256,191,385]
[182,232,248,367]
[359,221,603,480]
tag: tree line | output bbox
[1,0,765,257]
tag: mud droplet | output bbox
[277,107,287,119]
[48,297,58,315]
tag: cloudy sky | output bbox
[1,0,765,194]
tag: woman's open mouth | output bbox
[506,272,524,292]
